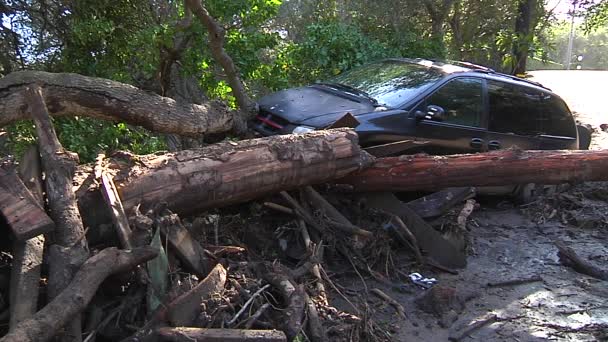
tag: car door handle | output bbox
[488,141,501,150]
[470,138,484,149]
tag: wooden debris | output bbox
[244,303,271,329]
[227,284,271,326]
[99,163,134,249]
[304,186,373,237]
[487,275,543,288]
[0,166,53,241]
[262,269,306,340]
[305,294,327,342]
[387,216,424,265]
[9,146,46,330]
[165,263,227,327]
[407,187,476,219]
[371,288,406,319]
[363,140,428,157]
[263,202,295,215]
[345,149,608,191]
[325,112,360,129]
[155,327,287,342]
[457,199,476,230]
[448,314,498,341]
[365,192,467,268]
[0,247,158,342]
[280,191,324,234]
[157,211,212,277]
[555,241,608,280]
[298,220,328,305]
[26,84,90,342]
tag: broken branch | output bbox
[0,247,158,342]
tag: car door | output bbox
[414,77,488,154]
[485,80,541,150]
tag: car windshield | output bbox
[327,60,445,107]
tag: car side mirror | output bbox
[415,105,445,122]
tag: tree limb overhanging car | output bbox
[253,58,590,199]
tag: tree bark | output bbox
[0,247,158,342]
[344,149,608,192]
[25,85,89,342]
[512,0,536,75]
[0,71,234,136]
[155,327,287,342]
[75,129,372,226]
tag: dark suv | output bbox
[253,58,581,153]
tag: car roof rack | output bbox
[392,58,552,91]
[472,69,551,90]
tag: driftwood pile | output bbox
[2,77,608,342]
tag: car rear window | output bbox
[329,60,445,107]
[538,94,576,138]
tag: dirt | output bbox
[376,186,608,341]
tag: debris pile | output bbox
[2,85,608,342]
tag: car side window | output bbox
[425,77,483,127]
[539,94,576,138]
[488,80,542,136]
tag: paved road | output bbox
[530,70,608,149]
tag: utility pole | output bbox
[565,0,577,70]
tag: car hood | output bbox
[258,85,375,127]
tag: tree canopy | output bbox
[1,0,606,161]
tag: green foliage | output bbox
[7,117,166,163]
[584,0,608,32]
[285,21,398,84]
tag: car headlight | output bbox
[292,126,315,134]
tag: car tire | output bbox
[577,124,592,150]
[514,183,564,204]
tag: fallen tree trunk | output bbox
[76,129,372,225]
[0,247,158,342]
[0,71,234,136]
[345,149,608,192]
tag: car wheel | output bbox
[514,183,564,204]
[577,124,592,150]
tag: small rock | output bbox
[415,285,465,318]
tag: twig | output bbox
[457,199,476,229]
[449,314,498,341]
[555,241,608,280]
[425,257,459,275]
[280,191,324,234]
[487,275,543,288]
[370,288,406,319]
[264,202,295,215]
[244,303,271,329]
[227,284,271,326]
[389,216,424,265]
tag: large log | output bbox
[345,149,608,192]
[0,71,234,136]
[75,129,372,225]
